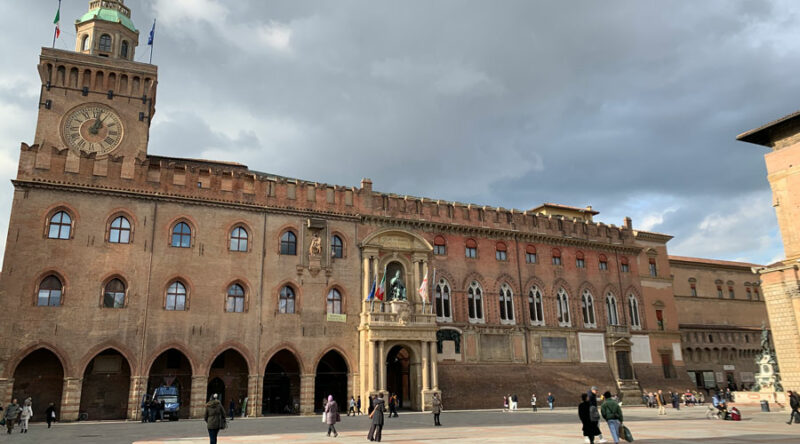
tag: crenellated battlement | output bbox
[16,143,637,247]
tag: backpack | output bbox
[589,405,600,421]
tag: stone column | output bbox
[61,377,82,421]
[368,340,377,393]
[363,255,371,311]
[190,375,209,418]
[247,374,261,417]
[378,341,386,392]
[422,341,430,391]
[127,376,147,420]
[300,374,315,415]
[430,341,439,390]
[0,378,13,406]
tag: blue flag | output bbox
[147,19,156,45]
[366,279,376,301]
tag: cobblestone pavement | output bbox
[0,405,797,443]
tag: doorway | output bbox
[386,346,410,409]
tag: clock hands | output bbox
[88,112,104,135]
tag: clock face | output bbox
[61,104,124,154]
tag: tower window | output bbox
[648,258,657,277]
[99,34,112,52]
[433,235,446,256]
[280,231,297,255]
[279,285,296,313]
[109,216,131,244]
[38,275,63,307]
[121,41,129,58]
[598,254,608,270]
[331,235,343,258]
[226,283,245,313]
[496,242,508,261]
[575,251,585,268]
[82,35,90,51]
[620,256,630,272]
[48,211,72,239]
[103,278,126,308]
[551,248,562,266]
[525,244,537,264]
[465,238,477,259]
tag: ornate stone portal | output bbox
[358,229,439,411]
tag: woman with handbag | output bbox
[324,395,340,437]
[578,393,601,444]
[204,394,226,444]
[368,393,385,442]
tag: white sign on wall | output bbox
[672,342,683,361]
[631,335,652,364]
[578,333,607,363]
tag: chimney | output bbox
[360,178,372,193]
[623,217,632,229]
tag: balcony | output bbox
[606,324,631,337]
[363,303,437,327]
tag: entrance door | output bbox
[386,346,410,409]
[616,351,633,380]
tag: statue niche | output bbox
[386,261,407,301]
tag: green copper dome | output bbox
[78,8,137,33]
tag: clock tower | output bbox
[34,0,156,164]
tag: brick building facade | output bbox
[0,0,735,421]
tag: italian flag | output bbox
[375,269,386,301]
[53,5,61,39]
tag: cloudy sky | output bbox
[1,0,798,267]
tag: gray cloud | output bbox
[0,0,797,267]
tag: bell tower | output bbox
[33,0,156,167]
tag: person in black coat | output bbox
[45,403,57,428]
[368,394,385,442]
[787,390,800,424]
[578,393,601,444]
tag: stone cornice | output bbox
[633,230,673,243]
[670,259,759,273]
[360,215,642,255]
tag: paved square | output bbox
[1,405,798,444]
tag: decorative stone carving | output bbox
[436,329,461,353]
[754,324,782,392]
[309,232,322,257]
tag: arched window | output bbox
[229,226,248,252]
[598,254,609,271]
[552,248,562,266]
[103,278,126,308]
[280,231,297,255]
[109,216,131,243]
[525,244,537,264]
[465,238,477,258]
[499,283,514,323]
[279,285,295,313]
[575,251,585,268]
[496,242,508,261]
[467,281,483,322]
[327,288,342,314]
[99,34,112,52]
[433,235,446,256]
[37,275,63,306]
[120,40,129,58]
[48,211,72,239]
[435,279,451,321]
[171,222,192,248]
[226,283,245,313]
[166,281,187,311]
[528,286,544,326]
[648,257,657,277]
[581,289,596,328]
[331,235,343,258]
[606,292,618,326]
[628,294,641,330]
[556,288,570,327]
[620,256,630,273]
[81,35,90,51]
[753,287,760,301]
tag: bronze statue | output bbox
[389,270,407,301]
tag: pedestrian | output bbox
[204,393,226,444]
[4,399,20,434]
[503,395,509,412]
[348,396,356,416]
[357,395,362,415]
[511,393,518,411]
[671,391,680,410]
[368,393,385,442]
[656,390,666,415]
[229,399,236,421]
[324,394,340,437]
[368,395,375,416]
[601,391,623,444]
[531,393,537,412]
[45,402,57,428]
[19,398,32,434]
[547,392,555,410]
[160,399,166,421]
[432,393,443,426]
[587,387,607,444]
[149,399,157,422]
[787,390,799,424]
[388,394,398,417]
[579,393,602,444]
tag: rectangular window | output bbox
[576,258,585,268]
[526,253,536,264]
[434,245,446,255]
[656,309,664,331]
[496,250,507,261]
[649,261,657,277]
[717,286,723,298]
[465,247,477,258]
[599,261,608,270]
[621,263,630,273]
[552,257,562,266]
[690,284,697,297]
[728,287,735,299]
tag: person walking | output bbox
[368,395,375,416]
[547,392,555,410]
[19,398,32,434]
[356,396,362,415]
[656,390,667,415]
[531,393,537,412]
[228,399,236,421]
[511,394,519,411]
[45,402,57,428]
[432,393,443,426]
[368,393,385,442]
[787,390,799,424]
[204,394,226,444]
[503,395,509,412]
[388,394,398,418]
[587,387,607,444]
[5,399,20,434]
[579,393,602,444]
[324,395,340,437]
[348,396,356,416]
[601,391,623,444]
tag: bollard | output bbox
[760,400,770,412]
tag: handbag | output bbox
[322,412,327,423]
[619,424,634,442]
[335,412,341,422]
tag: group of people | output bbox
[140,398,167,423]
[578,387,626,444]
[2,398,45,434]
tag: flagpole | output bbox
[430,268,436,315]
[52,0,61,48]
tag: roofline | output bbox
[668,255,763,271]
[736,109,800,147]
[531,203,600,215]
